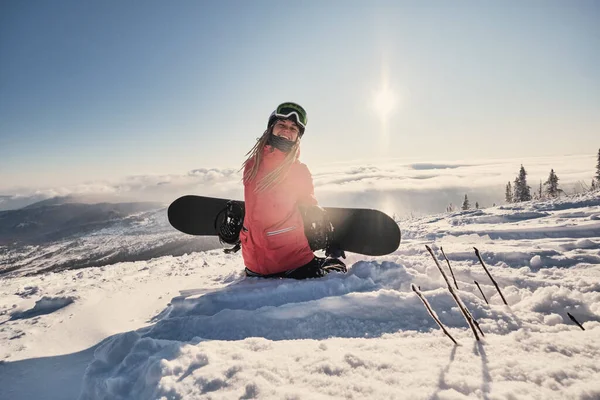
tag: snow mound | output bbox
[141,262,478,342]
[14,285,40,298]
[10,296,75,320]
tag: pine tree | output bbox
[592,180,597,192]
[475,201,480,209]
[538,180,543,200]
[505,181,513,203]
[521,165,532,201]
[462,194,470,210]
[596,148,600,185]
[513,165,531,202]
[545,169,560,198]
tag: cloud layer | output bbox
[1,155,596,216]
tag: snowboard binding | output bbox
[215,201,245,253]
[300,205,346,259]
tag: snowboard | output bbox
[168,195,401,256]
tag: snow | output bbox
[1,193,600,399]
[9,296,75,320]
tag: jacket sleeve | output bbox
[296,163,318,206]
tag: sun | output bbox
[373,85,397,121]
[371,67,398,124]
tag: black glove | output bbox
[300,205,346,259]
[299,205,331,251]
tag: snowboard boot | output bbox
[282,256,347,279]
[244,256,347,280]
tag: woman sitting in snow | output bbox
[238,102,347,279]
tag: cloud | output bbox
[1,155,596,216]
[409,163,467,170]
[0,169,245,211]
[310,155,596,215]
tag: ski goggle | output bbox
[272,102,307,129]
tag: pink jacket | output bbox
[240,146,317,275]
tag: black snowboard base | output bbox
[168,195,400,256]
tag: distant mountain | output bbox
[0,199,223,276]
[0,194,51,211]
[20,195,82,209]
[0,200,165,245]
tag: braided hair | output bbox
[242,122,300,193]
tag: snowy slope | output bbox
[1,193,599,400]
[0,202,222,277]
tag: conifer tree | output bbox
[592,180,597,192]
[596,148,600,185]
[462,194,470,210]
[505,181,513,203]
[475,201,480,209]
[513,165,531,202]
[545,169,560,198]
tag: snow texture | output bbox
[1,193,599,399]
[10,296,75,320]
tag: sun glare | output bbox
[371,61,402,152]
[372,68,398,124]
[373,86,397,121]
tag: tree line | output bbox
[505,148,600,203]
[452,148,600,211]
[504,165,559,203]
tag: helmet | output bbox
[267,102,308,136]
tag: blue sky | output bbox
[1,0,599,191]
